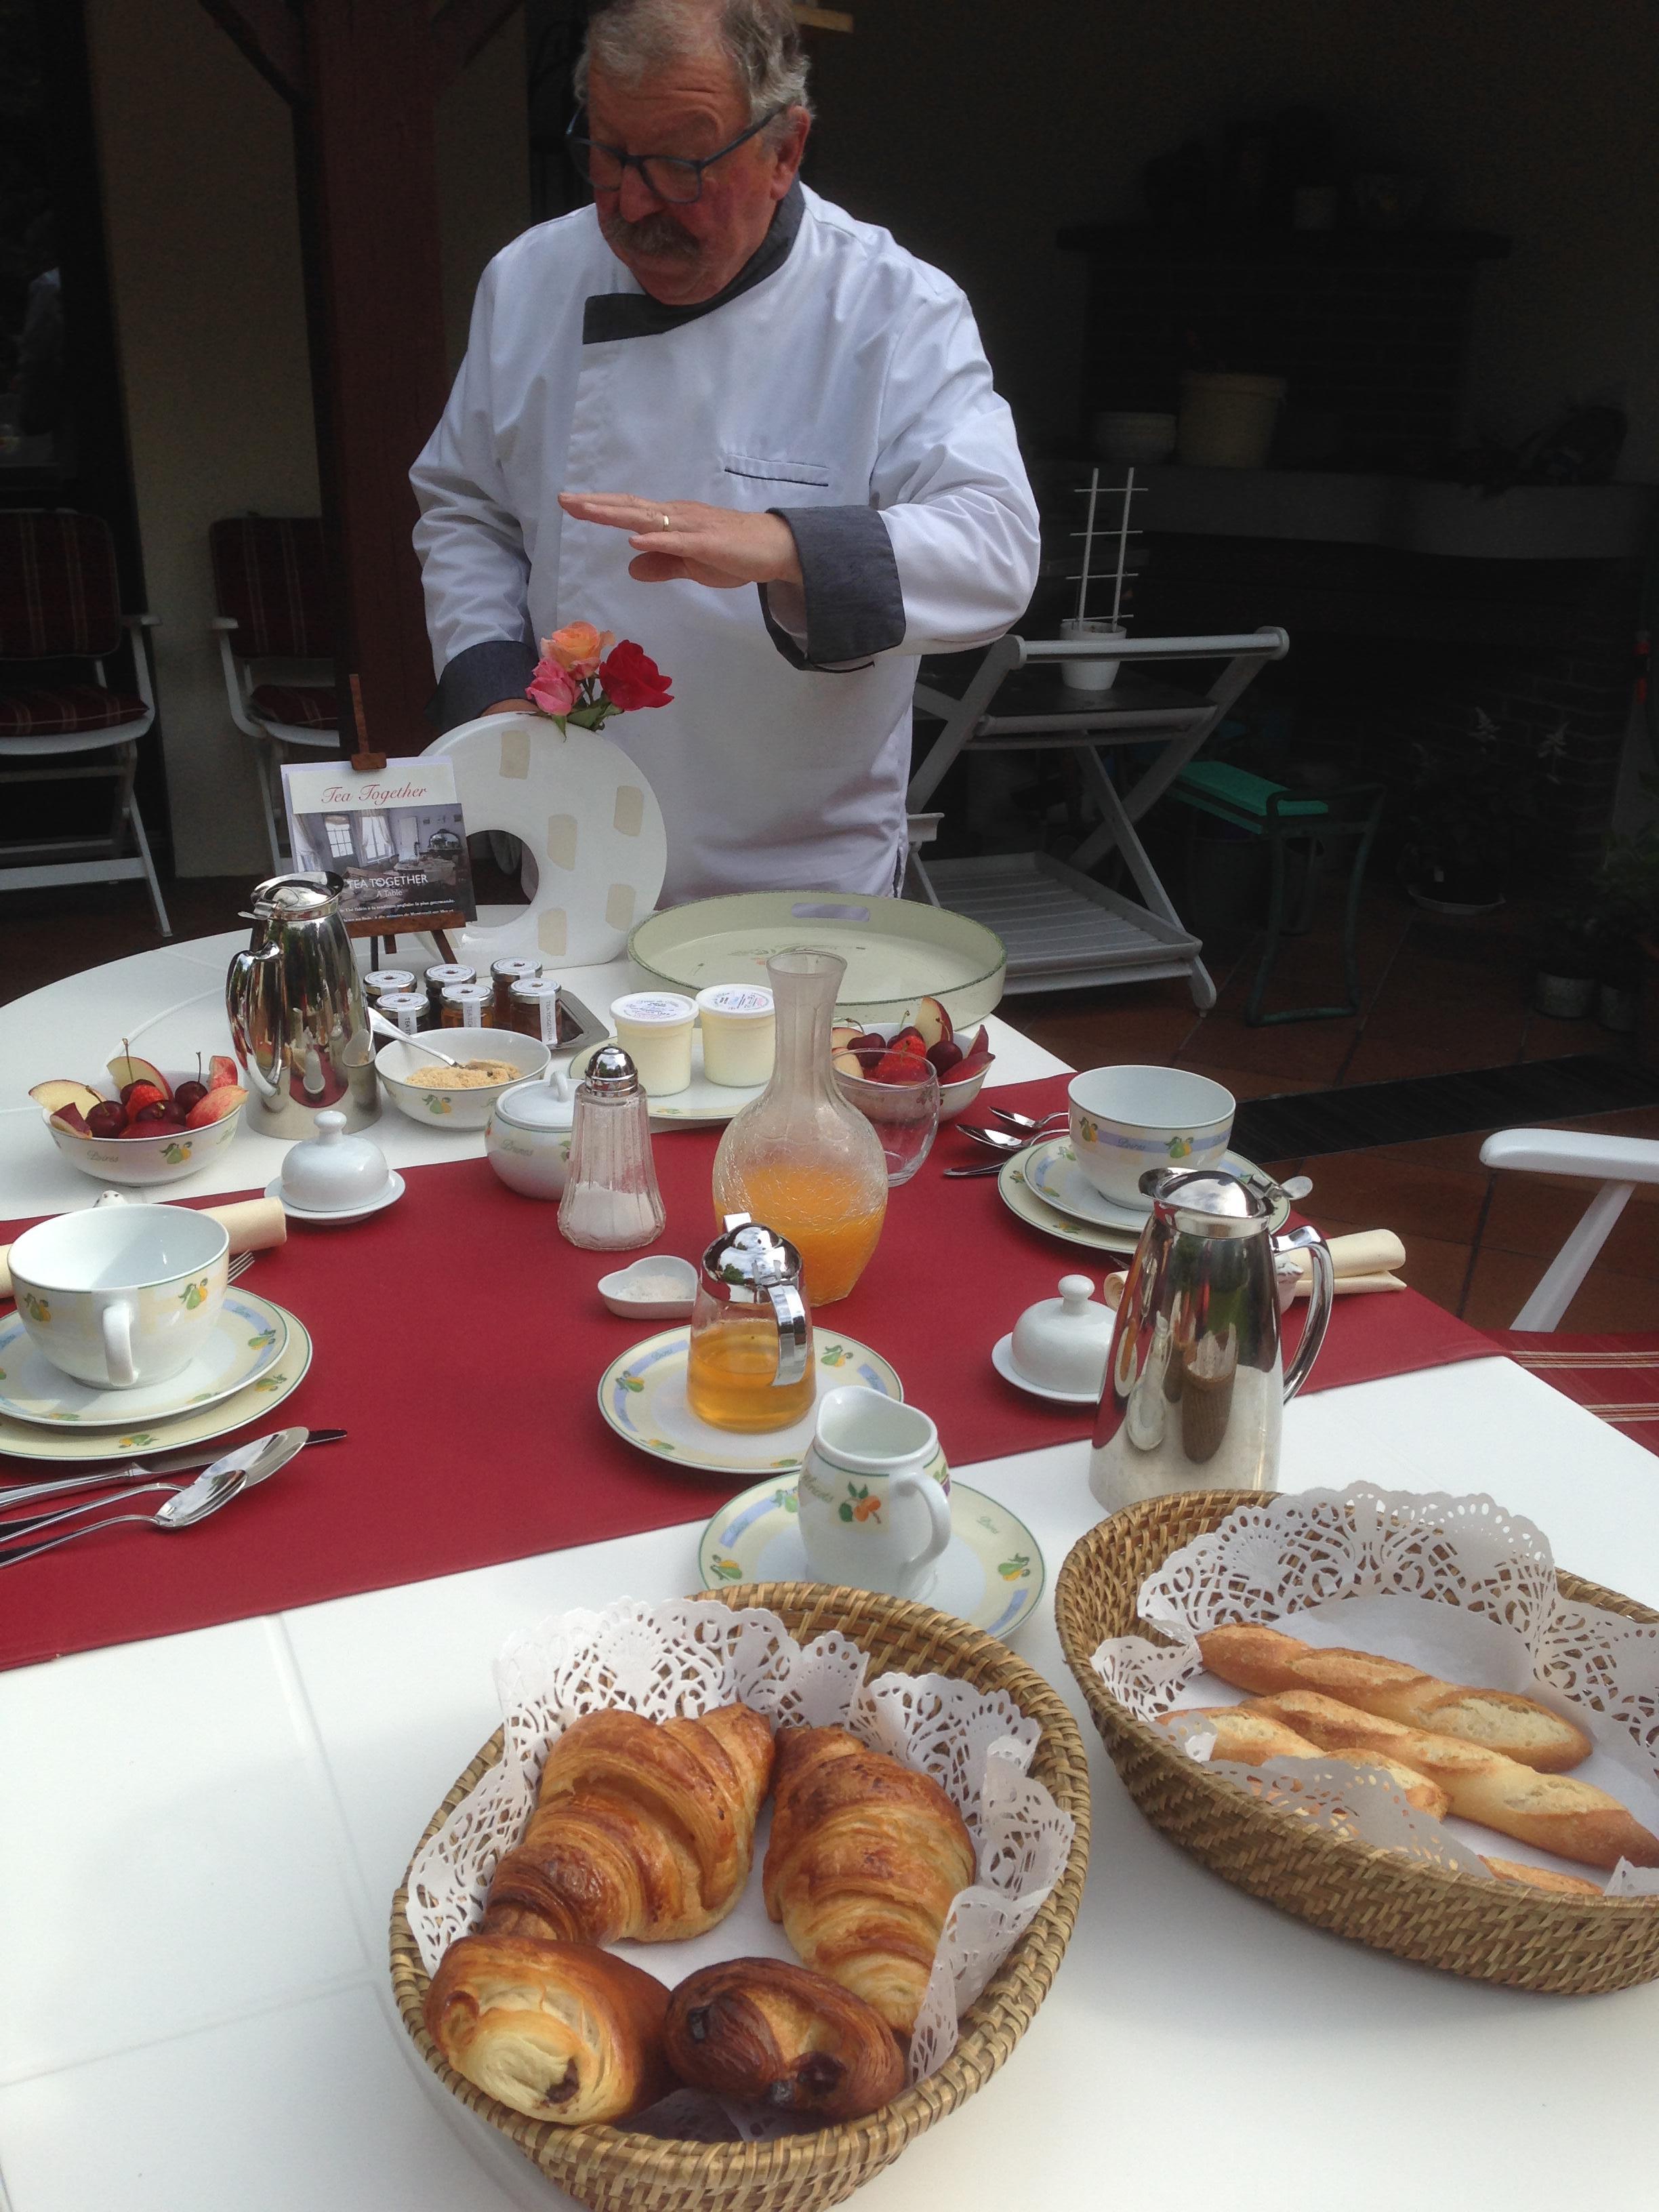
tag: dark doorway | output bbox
[0,0,171,872]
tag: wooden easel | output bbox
[342,673,462,966]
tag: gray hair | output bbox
[576,0,813,131]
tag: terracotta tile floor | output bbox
[3,872,1656,1328]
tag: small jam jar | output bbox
[491,956,544,1026]
[509,977,564,1044]
[375,989,428,1036]
[440,981,495,1027]
[363,967,417,1005]
[424,962,476,1019]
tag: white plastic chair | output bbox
[0,510,169,935]
[209,516,338,870]
[1479,1127,1659,1328]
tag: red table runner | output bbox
[0,1073,1496,1670]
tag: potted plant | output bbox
[1532,907,1601,1021]
[1593,797,1659,1049]
[1399,738,1539,914]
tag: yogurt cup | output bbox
[695,984,775,1088]
[609,991,697,1097]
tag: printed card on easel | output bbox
[281,760,477,927]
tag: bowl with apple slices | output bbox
[830,995,995,1122]
[33,1048,247,1185]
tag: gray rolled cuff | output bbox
[426,638,539,733]
[760,506,905,672]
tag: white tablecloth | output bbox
[1,933,1654,2212]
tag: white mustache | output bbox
[599,207,701,260]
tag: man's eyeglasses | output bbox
[566,106,785,205]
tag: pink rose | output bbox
[525,658,579,718]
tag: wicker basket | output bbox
[388,1582,1092,2212]
[1054,1491,1659,1996]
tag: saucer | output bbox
[0,1303,312,1460]
[598,1326,903,1476]
[0,1290,290,1428]
[990,1332,1103,1407]
[698,1476,1044,1641]
[1003,1143,1292,1251]
[265,1171,405,1225]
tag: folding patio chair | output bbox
[209,516,338,869]
[0,508,169,935]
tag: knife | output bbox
[0,1427,325,1549]
[0,1427,345,1517]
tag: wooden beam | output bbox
[428,0,525,91]
[301,0,453,756]
[197,0,306,104]
[793,5,854,29]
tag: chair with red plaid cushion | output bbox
[209,516,340,869]
[0,509,169,935]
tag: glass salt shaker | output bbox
[557,1044,667,1251]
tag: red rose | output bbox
[598,640,673,713]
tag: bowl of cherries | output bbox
[830,996,996,1122]
[32,1046,248,1185]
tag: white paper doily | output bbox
[406,1597,1076,2097]
[1092,1484,1659,1895]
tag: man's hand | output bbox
[558,492,802,590]
[483,698,529,714]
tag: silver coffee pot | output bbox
[1089,1166,1334,1514]
[226,874,380,1136]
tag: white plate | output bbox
[629,890,1006,1029]
[598,1326,903,1475]
[698,1476,1044,1640]
[0,1303,312,1460]
[0,1290,290,1428]
[264,1171,406,1225]
[571,1030,766,1126]
[989,1332,1104,1407]
[1005,1141,1292,1248]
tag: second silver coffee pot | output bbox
[1090,1166,1334,1514]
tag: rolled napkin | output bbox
[0,1194,285,1298]
[1101,1229,1406,1312]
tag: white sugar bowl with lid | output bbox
[993,1274,1116,1404]
[274,1109,392,1214]
[486,1069,575,1200]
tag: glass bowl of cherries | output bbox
[32,1046,247,1185]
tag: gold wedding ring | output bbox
[659,512,672,531]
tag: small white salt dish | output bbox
[992,1273,1115,1404]
[273,1109,391,1214]
[596,1253,698,1319]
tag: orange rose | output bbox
[541,620,614,678]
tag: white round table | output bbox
[0,934,1654,2212]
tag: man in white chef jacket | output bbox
[411,0,1039,905]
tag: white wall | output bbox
[806,0,1659,477]
[85,2,530,879]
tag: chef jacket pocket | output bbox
[721,452,832,492]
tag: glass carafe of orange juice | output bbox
[687,1218,815,1432]
[712,950,888,1304]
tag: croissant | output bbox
[485,1702,774,1945]
[423,1933,672,2125]
[665,1957,905,2122]
[762,1725,976,2034]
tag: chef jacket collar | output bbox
[582,179,804,344]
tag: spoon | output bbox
[954,1123,1032,1153]
[989,1105,1069,1134]
[0,1427,316,1536]
[367,1009,461,1065]
[0,1438,276,1568]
